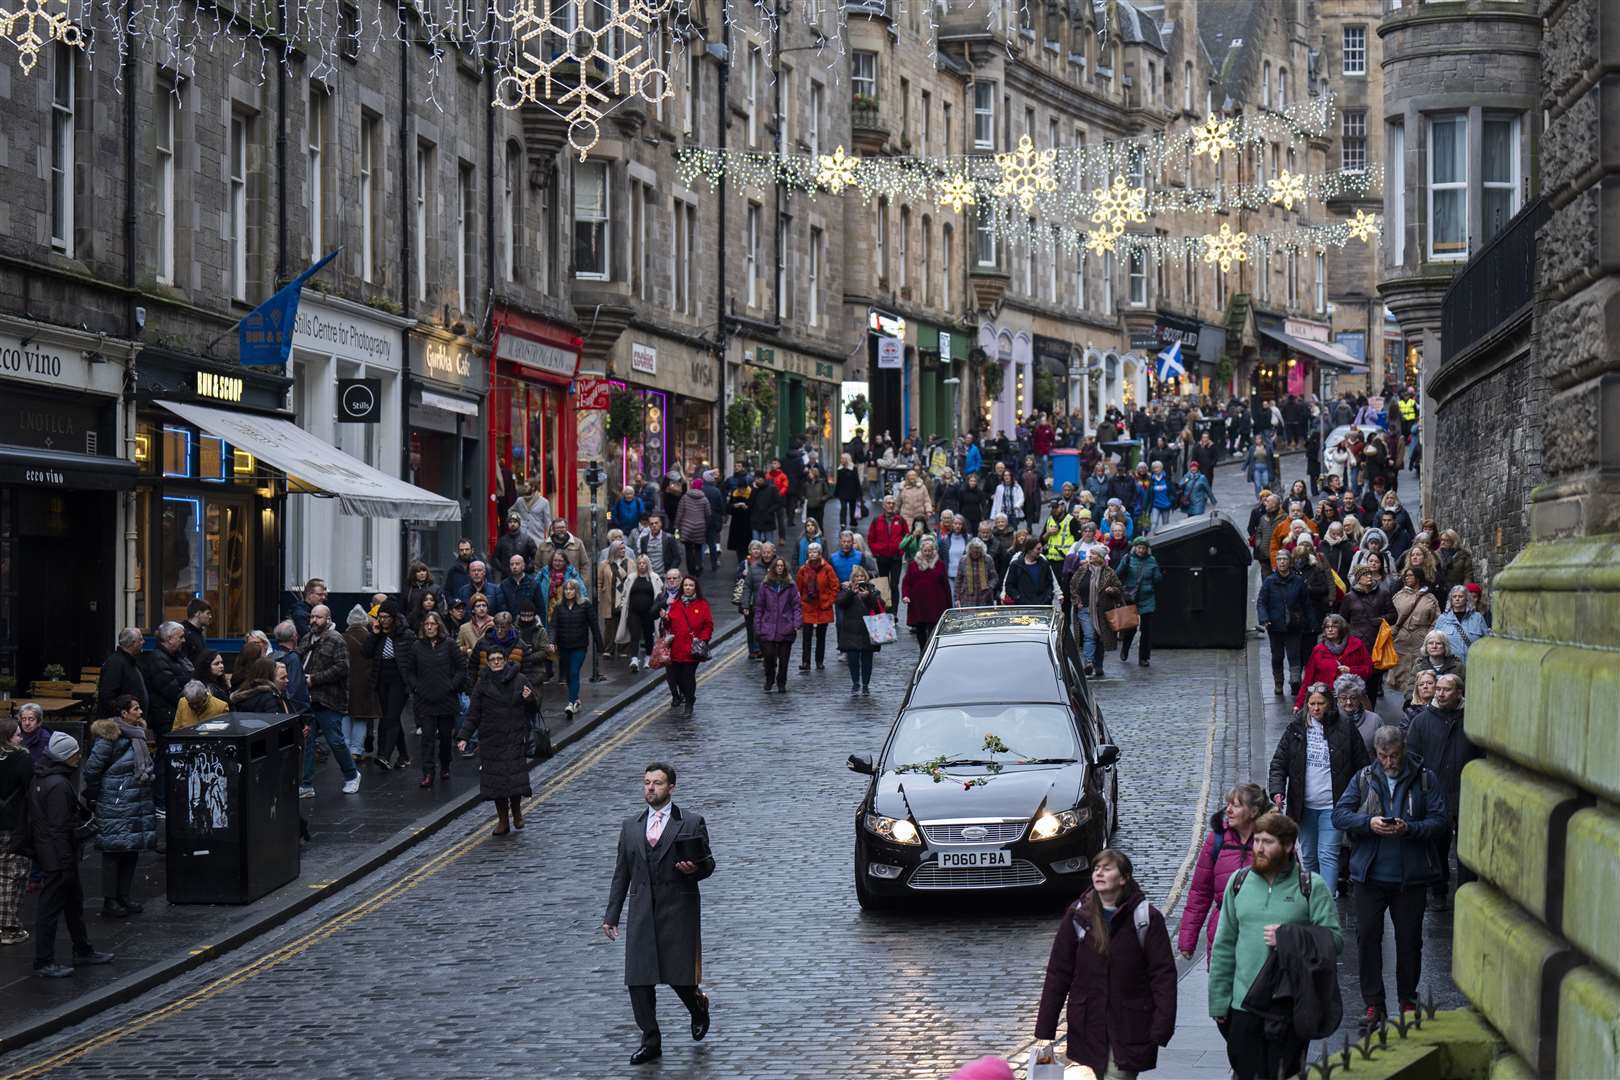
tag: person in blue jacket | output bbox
[962,433,982,478]
[1256,549,1314,697]
[1115,538,1163,667]
[1181,460,1216,516]
[1147,460,1179,534]
[1331,724,1447,1025]
[610,488,645,534]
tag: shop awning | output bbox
[1256,325,1369,373]
[156,400,461,522]
[0,446,139,490]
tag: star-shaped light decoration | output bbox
[1347,208,1380,244]
[1089,175,1148,239]
[992,134,1058,213]
[937,173,977,213]
[1191,114,1236,164]
[1083,229,1116,256]
[1267,170,1307,211]
[816,145,861,194]
[1201,223,1249,273]
[1,0,83,75]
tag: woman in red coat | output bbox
[664,575,714,717]
[1294,612,1373,708]
[1035,849,1177,1076]
[794,545,840,671]
[899,536,952,649]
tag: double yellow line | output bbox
[5,648,744,1079]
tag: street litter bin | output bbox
[1050,448,1081,492]
[1143,515,1251,649]
[164,712,301,904]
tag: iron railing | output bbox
[1439,196,1547,364]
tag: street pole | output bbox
[585,460,606,683]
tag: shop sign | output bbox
[498,331,577,378]
[0,393,102,455]
[876,337,902,370]
[688,356,716,392]
[424,341,470,379]
[195,370,245,403]
[1335,331,1367,361]
[1034,334,1073,364]
[1284,317,1331,344]
[754,347,778,367]
[410,335,488,396]
[630,343,658,375]
[576,376,611,410]
[292,301,401,367]
[938,331,952,359]
[337,378,382,423]
[867,309,906,338]
[1128,328,1159,352]
[1154,315,1202,351]
[0,332,118,395]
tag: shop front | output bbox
[864,308,907,443]
[1032,334,1074,420]
[976,319,1033,437]
[136,349,459,642]
[608,337,717,489]
[408,330,488,570]
[749,345,841,465]
[1254,312,1369,400]
[0,320,138,686]
[917,326,968,442]
[290,295,413,594]
[489,308,581,536]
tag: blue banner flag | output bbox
[239,249,340,366]
[1155,339,1186,383]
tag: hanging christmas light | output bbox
[937,172,977,213]
[816,145,861,194]
[1346,208,1380,243]
[1201,223,1249,273]
[1267,170,1307,211]
[1088,174,1148,239]
[1,0,83,75]
[993,134,1058,213]
[1191,114,1236,164]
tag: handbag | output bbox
[1105,603,1140,634]
[862,612,898,644]
[690,636,711,661]
[648,634,672,670]
[1372,618,1399,670]
[731,576,746,608]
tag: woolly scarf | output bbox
[115,719,155,783]
[1323,636,1349,656]
[958,555,994,600]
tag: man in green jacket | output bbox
[1209,811,1342,1080]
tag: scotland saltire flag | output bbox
[1156,340,1186,382]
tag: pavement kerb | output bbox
[0,618,749,1058]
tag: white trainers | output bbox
[629,658,641,672]
[342,774,361,794]
[298,785,316,799]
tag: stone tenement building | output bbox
[1431,0,1620,1075]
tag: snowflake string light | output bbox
[816,145,860,194]
[1083,229,1116,256]
[493,0,674,160]
[937,173,977,213]
[1192,114,1236,164]
[1267,170,1307,211]
[1201,223,1249,273]
[1347,208,1380,243]
[1089,174,1148,239]
[993,134,1057,213]
[1,0,83,75]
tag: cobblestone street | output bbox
[1,457,1462,1080]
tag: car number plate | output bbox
[938,849,1012,869]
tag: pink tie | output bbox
[647,813,665,847]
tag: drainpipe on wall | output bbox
[399,39,414,575]
[122,0,139,629]
[713,32,732,469]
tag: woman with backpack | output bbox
[1034,848,1177,1076]
[1177,783,1267,962]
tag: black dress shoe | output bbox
[691,993,711,1040]
[630,1039,662,1065]
[682,702,694,718]
[102,900,129,918]
[120,898,144,914]
[34,963,73,978]
[73,950,115,966]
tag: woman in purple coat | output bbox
[752,557,802,694]
[1035,848,1177,1075]
[1176,783,1267,962]
[900,536,952,650]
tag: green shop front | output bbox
[915,325,967,442]
[751,346,842,465]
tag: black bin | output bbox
[163,712,301,904]
[1144,515,1251,649]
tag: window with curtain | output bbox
[573,159,610,278]
[1427,113,1467,259]
[1482,113,1521,244]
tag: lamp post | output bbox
[584,459,607,684]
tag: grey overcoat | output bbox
[603,804,716,987]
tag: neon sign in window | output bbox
[162,426,193,478]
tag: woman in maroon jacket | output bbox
[1176,783,1267,962]
[899,536,952,649]
[1035,849,1177,1076]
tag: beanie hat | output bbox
[346,604,370,628]
[45,731,79,763]
[950,1058,1014,1080]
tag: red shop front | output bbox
[488,308,582,539]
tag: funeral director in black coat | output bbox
[602,761,716,1066]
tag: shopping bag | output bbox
[862,612,898,644]
[1372,618,1398,670]
[649,634,673,670]
[1105,603,1140,634]
[1027,1044,1065,1080]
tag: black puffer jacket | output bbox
[402,635,465,718]
[835,584,886,652]
[24,758,82,873]
[0,745,32,832]
[82,718,160,854]
[230,679,287,715]
[550,599,604,652]
[365,625,417,696]
[96,648,149,719]
[140,645,193,732]
[462,664,539,800]
[1267,712,1370,822]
